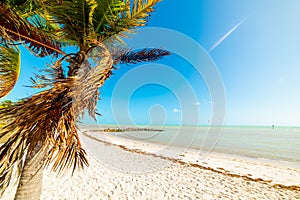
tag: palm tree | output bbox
[0,0,169,199]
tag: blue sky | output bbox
[3,0,300,126]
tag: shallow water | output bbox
[80,124,300,165]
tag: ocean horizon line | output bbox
[79,123,300,129]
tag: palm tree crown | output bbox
[0,0,169,197]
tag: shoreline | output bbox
[82,130,300,190]
[80,124,300,166]
[2,128,298,199]
[99,130,300,170]
[37,129,300,199]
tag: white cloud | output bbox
[173,108,181,113]
[193,101,200,106]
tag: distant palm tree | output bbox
[0,0,169,199]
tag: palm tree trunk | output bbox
[14,145,44,200]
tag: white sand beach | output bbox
[37,130,300,200]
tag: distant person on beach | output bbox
[272,125,275,130]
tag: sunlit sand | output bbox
[38,130,300,199]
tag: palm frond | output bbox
[114,48,170,64]
[93,0,127,35]
[38,0,98,50]
[124,0,161,27]
[73,43,114,119]
[0,77,88,194]
[0,46,20,98]
[0,43,114,194]
[38,0,161,47]
[98,0,161,42]
[2,0,39,17]
[0,2,64,57]
[27,14,66,45]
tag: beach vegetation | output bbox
[103,127,164,132]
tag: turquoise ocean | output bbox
[81,124,300,166]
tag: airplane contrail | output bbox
[209,18,247,53]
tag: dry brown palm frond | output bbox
[72,43,113,119]
[0,43,114,194]
[0,78,88,194]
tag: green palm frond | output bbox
[3,0,66,46]
[0,2,64,57]
[28,14,66,44]
[98,0,161,42]
[0,46,20,98]
[38,0,161,48]
[124,0,161,28]
[2,0,39,16]
[93,0,127,36]
[38,0,98,50]
[0,1,66,98]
